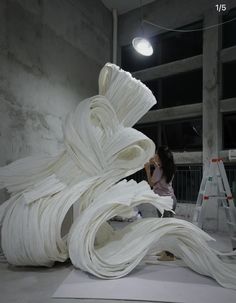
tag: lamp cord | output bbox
[143,16,236,33]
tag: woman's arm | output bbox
[144,162,155,187]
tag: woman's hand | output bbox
[144,162,150,169]
[150,157,159,167]
[149,157,155,165]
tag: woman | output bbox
[144,145,177,215]
[144,145,177,261]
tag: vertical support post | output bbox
[202,11,222,229]
[0,0,7,54]
[202,11,222,169]
[112,8,118,64]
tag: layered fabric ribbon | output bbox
[0,63,236,289]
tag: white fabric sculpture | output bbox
[0,63,236,289]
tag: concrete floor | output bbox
[0,259,170,303]
[0,231,233,303]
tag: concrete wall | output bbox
[0,0,112,167]
[0,0,112,243]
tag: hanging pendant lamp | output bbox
[132,0,153,56]
[132,37,153,56]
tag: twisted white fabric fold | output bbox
[0,63,236,289]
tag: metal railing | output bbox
[128,164,236,204]
[173,166,202,203]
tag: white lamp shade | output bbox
[132,37,153,56]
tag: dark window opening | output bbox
[121,21,202,73]
[134,118,202,152]
[134,123,159,148]
[222,8,236,49]
[160,22,202,65]
[161,118,202,152]
[223,113,236,149]
[222,61,236,99]
[145,69,202,109]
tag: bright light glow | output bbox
[132,37,153,56]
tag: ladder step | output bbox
[203,196,231,200]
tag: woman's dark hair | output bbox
[157,145,176,183]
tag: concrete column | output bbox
[202,11,222,168]
[202,11,222,231]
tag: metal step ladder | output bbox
[192,158,236,249]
